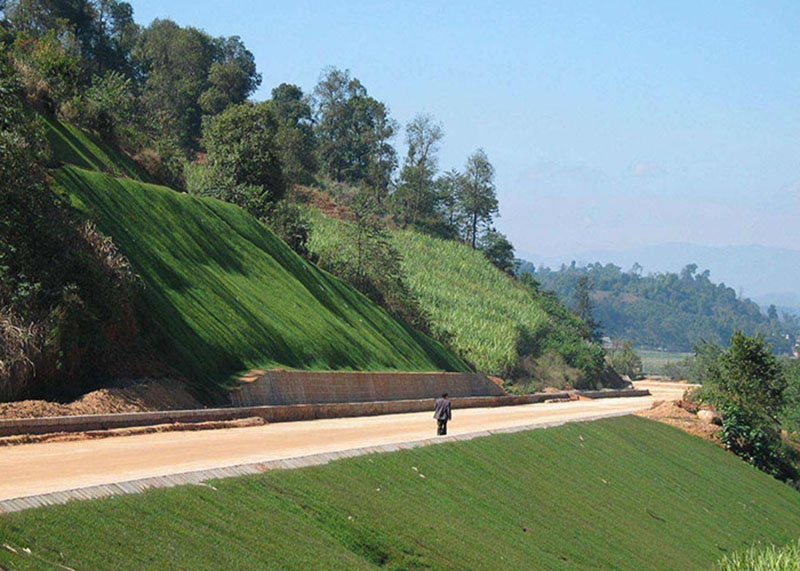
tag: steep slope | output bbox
[43,122,467,395]
[309,215,605,385]
[1,417,798,569]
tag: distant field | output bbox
[1,416,798,570]
[638,350,693,377]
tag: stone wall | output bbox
[230,371,507,407]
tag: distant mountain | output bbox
[519,243,800,304]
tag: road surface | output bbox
[0,381,689,504]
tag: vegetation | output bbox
[637,349,694,378]
[308,214,607,388]
[2,417,800,570]
[607,340,643,380]
[0,1,607,399]
[56,164,468,397]
[525,261,799,353]
[693,332,799,484]
[717,538,800,571]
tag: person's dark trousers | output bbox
[437,419,447,435]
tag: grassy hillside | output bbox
[42,116,154,182]
[1,416,799,569]
[53,165,468,395]
[309,216,604,385]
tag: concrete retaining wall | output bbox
[231,371,507,407]
[0,389,650,438]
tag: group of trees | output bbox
[0,1,608,397]
[525,261,799,354]
[1,1,511,270]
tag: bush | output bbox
[696,332,799,482]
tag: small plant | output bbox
[716,539,800,570]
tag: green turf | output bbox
[42,115,154,182]
[1,417,798,570]
[54,166,468,395]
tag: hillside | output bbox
[308,213,608,389]
[1,416,799,569]
[524,261,799,353]
[53,163,468,396]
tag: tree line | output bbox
[522,261,799,354]
[0,0,526,398]
[0,1,513,271]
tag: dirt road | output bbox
[0,382,689,504]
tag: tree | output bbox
[574,275,601,341]
[457,149,498,248]
[607,340,642,380]
[480,228,515,274]
[313,66,397,195]
[134,19,260,154]
[268,83,316,186]
[696,332,798,481]
[393,113,443,228]
[201,101,285,218]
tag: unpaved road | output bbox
[0,381,689,503]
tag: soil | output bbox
[637,399,721,443]
[0,379,202,419]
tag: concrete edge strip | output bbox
[0,410,633,514]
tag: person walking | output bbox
[433,393,452,435]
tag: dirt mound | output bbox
[0,379,202,419]
[638,400,720,443]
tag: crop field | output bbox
[309,217,599,380]
[637,350,694,377]
[55,166,467,396]
[1,416,798,570]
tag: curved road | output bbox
[0,381,688,505]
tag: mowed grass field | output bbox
[54,166,468,396]
[1,416,799,570]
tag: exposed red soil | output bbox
[637,399,721,443]
[0,379,202,420]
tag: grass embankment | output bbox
[54,165,468,395]
[309,215,602,382]
[42,115,154,182]
[1,416,799,569]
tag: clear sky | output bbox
[129,0,800,258]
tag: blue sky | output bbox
[130,1,800,257]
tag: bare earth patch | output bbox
[637,400,721,443]
[0,379,202,419]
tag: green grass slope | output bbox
[42,116,154,182]
[54,166,468,393]
[1,417,799,570]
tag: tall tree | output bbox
[134,19,260,154]
[393,113,443,227]
[269,83,316,186]
[457,149,498,248]
[313,66,397,196]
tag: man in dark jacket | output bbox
[433,393,452,435]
